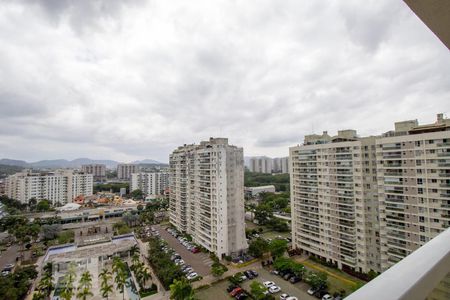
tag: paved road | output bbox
[155,225,213,276]
[0,244,19,270]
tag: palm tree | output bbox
[114,269,127,300]
[169,279,195,300]
[130,244,140,256]
[76,271,93,300]
[32,291,45,300]
[61,262,77,300]
[38,271,54,297]
[131,253,140,271]
[99,268,113,300]
[112,258,127,300]
[139,266,151,288]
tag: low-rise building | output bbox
[245,185,276,197]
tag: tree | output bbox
[36,199,51,212]
[99,269,113,300]
[254,204,273,225]
[131,189,144,200]
[248,238,269,258]
[269,239,288,258]
[305,271,328,290]
[32,291,45,300]
[38,270,54,297]
[29,198,37,211]
[42,224,62,240]
[211,262,227,278]
[77,271,93,300]
[250,281,267,300]
[169,279,195,300]
[113,258,127,300]
[61,263,77,300]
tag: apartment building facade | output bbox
[249,156,273,174]
[130,171,169,196]
[5,170,93,205]
[169,138,248,258]
[81,164,106,182]
[290,130,381,273]
[377,114,450,271]
[117,164,139,180]
[273,157,290,174]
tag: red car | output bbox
[230,287,243,297]
[191,247,200,253]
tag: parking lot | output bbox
[155,225,213,276]
[241,268,316,300]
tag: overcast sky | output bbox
[0,0,449,163]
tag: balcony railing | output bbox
[346,228,450,300]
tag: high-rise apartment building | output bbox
[130,171,169,196]
[117,164,139,180]
[377,114,450,271]
[290,114,450,273]
[290,130,381,273]
[169,138,248,258]
[81,164,106,182]
[249,156,273,173]
[5,170,93,205]
[273,157,290,173]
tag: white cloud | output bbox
[0,0,449,162]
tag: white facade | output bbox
[290,131,381,273]
[245,185,276,197]
[130,171,169,196]
[377,114,450,271]
[169,138,248,258]
[249,156,290,174]
[117,164,139,180]
[5,170,93,205]
[81,164,106,181]
[249,156,273,173]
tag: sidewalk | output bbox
[136,238,166,293]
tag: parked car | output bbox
[236,293,248,300]
[271,270,280,275]
[187,272,198,280]
[283,273,293,280]
[289,276,301,283]
[263,281,276,288]
[250,270,258,277]
[191,247,200,253]
[230,287,243,297]
[314,290,329,299]
[227,284,238,293]
[244,271,254,279]
[307,287,319,295]
[280,293,290,300]
[269,286,281,294]
[321,294,332,300]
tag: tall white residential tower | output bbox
[169,138,248,258]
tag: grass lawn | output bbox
[301,259,366,296]
[261,231,290,240]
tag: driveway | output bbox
[155,225,213,276]
[0,244,19,270]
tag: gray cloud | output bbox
[0,0,449,162]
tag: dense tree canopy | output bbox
[244,171,289,192]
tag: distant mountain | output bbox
[0,159,29,167]
[0,158,166,169]
[132,159,165,165]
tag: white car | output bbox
[322,294,332,300]
[307,287,318,295]
[280,294,289,300]
[186,272,198,280]
[263,281,276,288]
[269,286,281,294]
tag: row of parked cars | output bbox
[271,269,301,284]
[166,227,200,253]
[157,235,199,281]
